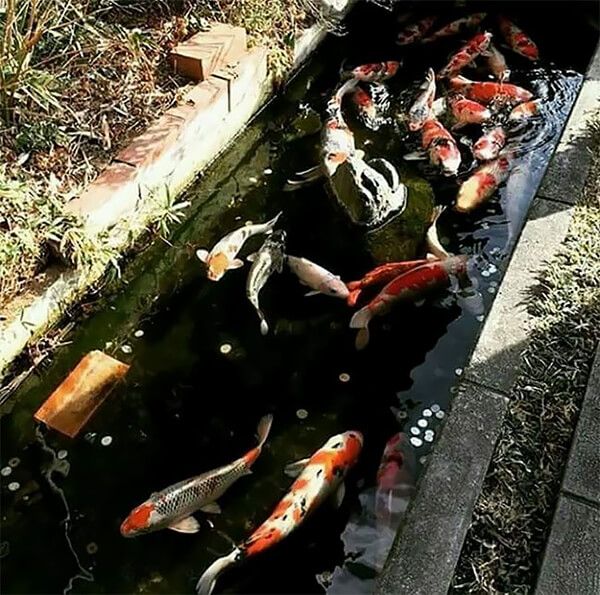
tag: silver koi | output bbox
[286,255,349,299]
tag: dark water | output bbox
[1,2,596,594]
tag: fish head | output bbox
[323,150,348,178]
[120,501,159,537]
[323,277,350,300]
[206,253,229,281]
[341,431,364,462]
[376,433,415,490]
[434,140,461,176]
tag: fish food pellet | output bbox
[431,404,440,413]
[455,368,463,376]
[219,343,232,355]
[8,458,20,468]
[1,467,12,477]
[410,426,420,436]
[121,344,132,354]
[296,409,308,420]
[424,433,434,443]
[264,168,273,175]
[8,482,20,492]
[410,437,423,448]
[435,410,445,419]
[100,436,113,447]
[417,419,428,428]
[339,373,350,383]
[134,330,144,338]
[86,542,98,555]
[57,450,68,460]
[422,408,432,417]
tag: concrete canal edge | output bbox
[0,12,353,383]
[376,42,600,595]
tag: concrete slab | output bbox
[561,345,600,506]
[464,196,574,394]
[535,495,600,595]
[376,382,508,595]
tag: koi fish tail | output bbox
[285,165,323,190]
[346,287,363,307]
[264,211,282,232]
[349,307,372,350]
[256,414,273,448]
[196,549,241,595]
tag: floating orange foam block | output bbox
[34,350,129,438]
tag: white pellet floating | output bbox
[296,409,308,420]
[101,436,113,446]
[410,437,423,448]
[219,343,232,355]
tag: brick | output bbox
[167,76,229,123]
[34,350,129,437]
[169,23,247,81]
[65,162,139,229]
[116,113,185,169]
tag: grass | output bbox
[451,113,600,594]
[0,0,311,310]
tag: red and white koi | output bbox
[196,431,364,594]
[196,213,281,281]
[448,95,492,130]
[421,12,487,44]
[408,68,436,131]
[397,15,437,46]
[418,117,462,176]
[287,255,349,299]
[449,75,533,105]
[473,126,506,161]
[120,415,273,537]
[437,32,493,79]
[508,99,541,124]
[485,43,510,81]
[349,256,469,349]
[498,15,539,61]
[346,259,430,307]
[426,205,450,260]
[352,85,378,128]
[455,156,511,212]
[344,61,400,83]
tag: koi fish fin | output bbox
[169,516,200,534]
[229,258,244,270]
[355,149,365,160]
[350,307,372,350]
[284,457,311,478]
[403,151,427,161]
[355,328,370,350]
[196,548,241,595]
[285,166,322,190]
[426,252,439,261]
[256,414,274,448]
[200,502,222,515]
[196,249,209,263]
[332,482,346,508]
[415,299,426,307]
[264,211,282,232]
[304,290,320,297]
[432,97,446,117]
[430,204,446,223]
[247,253,257,263]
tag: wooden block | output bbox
[169,23,247,81]
[34,351,129,438]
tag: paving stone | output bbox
[464,196,574,394]
[562,345,600,506]
[64,162,139,230]
[376,382,508,595]
[169,23,246,81]
[535,496,600,595]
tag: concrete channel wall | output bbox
[376,41,600,595]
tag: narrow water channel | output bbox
[1,2,596,594]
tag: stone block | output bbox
[376,382,508,595]
[535,496,600,595]
[169,23,247,81]
[168,76,229,124]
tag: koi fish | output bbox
[449,75,533,105]
[498,15,539,61]
[352,85,379,129]
[405,117,461,176]
[196,213,281,281]
[507,99,541,124]
[426,205,450,260]
[346,259,430,307]
[473,126,506,161]
[421,12,487,44]
[246,230,286,335]
[437,31,493,79]
[455,156,510,212]
[349,256,468,349]
[120,415,273,537]
[485,43,510,81]
[448,95,492,130]
[287,255,349,299]
[344,61,400,83]
[196,431,364,594]
[408,68,436,131]
[397,15,437,46]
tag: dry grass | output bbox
[451,114,600,594]
[0,0,311,309]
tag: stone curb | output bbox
[376,40,600,595]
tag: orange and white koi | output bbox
[455,156,511,212]
[196,213,281,281]
[408,68,436,131]
[120,415,273,537]
[473,126,506,161]
[196,431,364,594]
[449,75,533,105]
[421,12,487,44]
[498,15,539,61]
[346,259,430,307]
[344,61,400,83]
[349,256,468,349]
[507,99,541,124]
[426,205,450,260]
[448,95,492,130]
[437,32,493,79]
[485,43,510,81]
[397,15,437,46]
[417,117,462,176]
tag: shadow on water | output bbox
[1,2,597,594]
